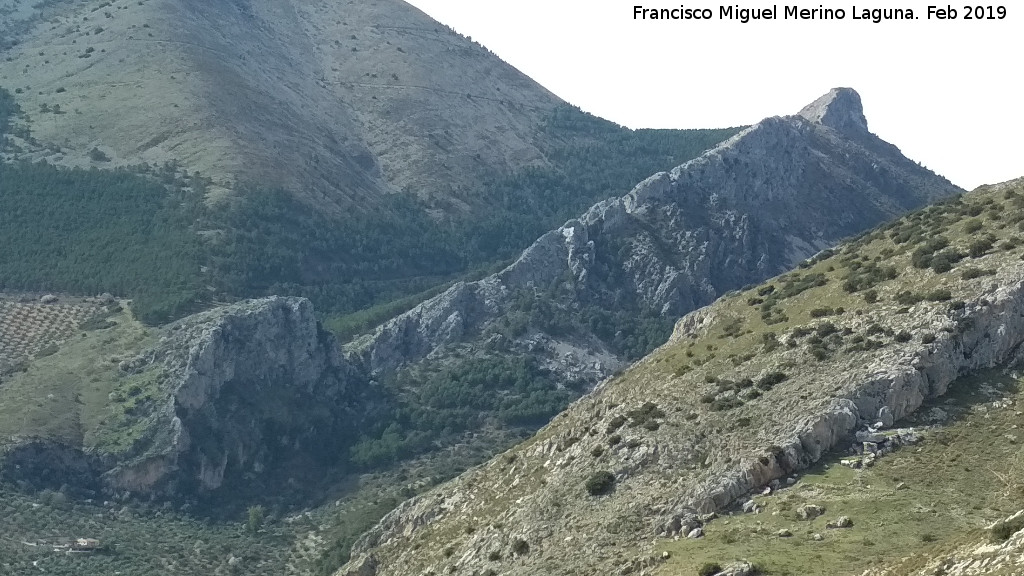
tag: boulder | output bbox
[826,516,853,529]
[797,504,825,520]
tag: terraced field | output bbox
[0,295,103,371]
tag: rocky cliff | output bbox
[0,297,362,499]
[354,88,961,385]
[339,179,1024,576]
[109,297,362,497]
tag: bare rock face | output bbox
[797,87,869,136]
[103,297,359,496]
[354,88,961,385]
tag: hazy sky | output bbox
[406,0,1020,190]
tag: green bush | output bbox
[924,288,953,302]
[585,471,616,496]
[969,237,994,258]
[757,371,788,390]
[963,219,984,233]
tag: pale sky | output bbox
[406,0,1021,190]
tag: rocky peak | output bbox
[353,88,959,386]
[797,87,869,135]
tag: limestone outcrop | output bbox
[109,297,360,496]
[353,88,961,387]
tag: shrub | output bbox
[894,291,922,305]
[921,333,936,344]
[697,563,723,576]
[606,415,627,433]
[88,146,110,161]
[710,397,743,411]
[757,371,788,390]
[815,321,838,337]
[961,267,993,280]
[963,219,984,233]
[925,288,953,302]
[585,471,616,496]
[894,331,912,343]
[246,505,264,534]
[930,249,963,273]
[990,515,1024,542]
[626,402,665,428]
[511,538,529,555]
[969,237,994,258]
[863,289,878,303]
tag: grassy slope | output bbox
[660,369,1024,576]
[640,179,1024,575]
[0,305,159,453]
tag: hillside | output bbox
[334,88,960,480]
[0,87,965,574]
[0,0,562,207]
[0,0,739,321]
[339,177,1024,576]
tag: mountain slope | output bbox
[0,0,739,321]
[0,0,560,207]
[339,89,960,460]
[339,178,1024,576]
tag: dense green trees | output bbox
[349,355,584,469]
[0,159,208,324]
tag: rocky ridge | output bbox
[339,179,1024,576]
[354,88,960,385]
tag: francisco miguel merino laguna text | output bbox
[634,5,921,23]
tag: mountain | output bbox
[0,0,738,323]
[1,0,564,207]
[0,86,965,575]
[336,88,961,470]
[340,177,1024,576]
